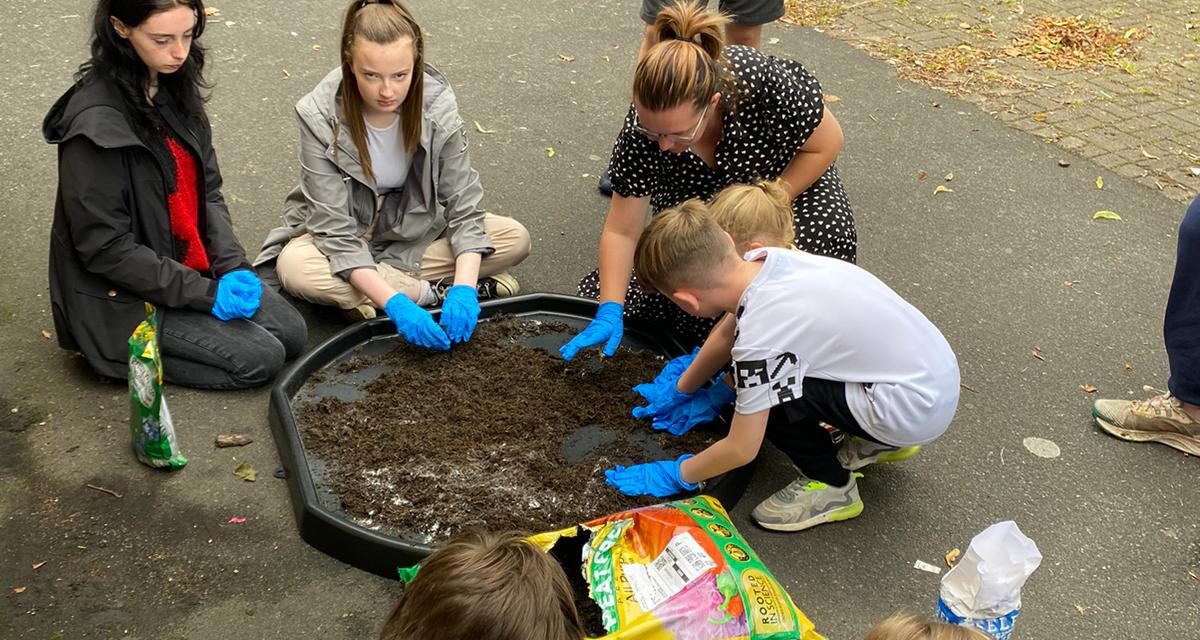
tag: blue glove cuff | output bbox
[597,301,623,318]
[674,454,700,491]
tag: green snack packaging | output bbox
[128,304,186,470]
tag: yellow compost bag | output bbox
[530,495,824,640]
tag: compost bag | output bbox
[401,496,822,639]
[128,304,186,470]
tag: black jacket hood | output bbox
[43,73,144,150]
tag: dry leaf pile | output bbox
[1006,15,1145,70]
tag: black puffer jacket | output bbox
[43,72,250,379]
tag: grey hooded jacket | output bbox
[254,65,492,278]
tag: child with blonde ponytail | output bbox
[710,179,796,253]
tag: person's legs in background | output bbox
[1093,195,1200,454]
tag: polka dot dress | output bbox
[579,45,857,347]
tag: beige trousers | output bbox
[276,213,531,310]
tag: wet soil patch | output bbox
[296,316,715,544]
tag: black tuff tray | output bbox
[268,293,755,578]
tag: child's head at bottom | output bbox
[865,613,992,640]
[709,179,795,254]
[380,530,584,640]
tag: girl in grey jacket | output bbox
[255,0,530,349]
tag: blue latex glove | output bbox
[439,285,480,344]
[631,347,702,419]
[604,454,699,498]
[559,301,624,361]
[385,293,451,351]
[225,270,262,314]
[211,270,261,321]
[639,375,737,436]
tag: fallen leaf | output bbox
[215,434,253,448]
[1095,176,1104,189]
[1058,159,1071,167]
[281,69,290,79]
[227,516,247,525]
[1032,112,1048,122]
[546,147,556,158]
[557,54,575,62]
[1074,604,1087,614]
[944,548,961,567]
[12,587,26,594]
[473,121,495,134]
[824,94,841,103]
[1123,363,1134,371]
[1189,167,1200,177]
[233,462,257,482]
[311,44,321,51]
[41,330,52,339]
[767,37,781,45]
[1080,384,1098,393]
[1063,280,1080,287]
[917,169,928,182]
[601,54,610,62]
[32,561,46,570]
[943,172,954,182]
[204,6,220,16]
[1031,349,1045,361]
[1092,210,1123,221]
[933,185,953,195]
[1140,147,1159,160]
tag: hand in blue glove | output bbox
[604,454,699,498]
[211,270,262,321]
[632,380,693,420]
[385,292,451,351]
[559,301,623,361]
[638,374,737,436]
[439,284,480,344]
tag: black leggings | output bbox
[764,378,885,487]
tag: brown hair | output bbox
[710,179,795,253]
[339,0,424,182]
[379,530,584,640]
[633,0,732,111]
[634,199,739,293]
[865,613,992,640]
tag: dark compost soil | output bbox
[296,316,717,545]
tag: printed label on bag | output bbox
[624,532,717,612]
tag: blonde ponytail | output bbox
[710,179,796,252]
[633,0,731,111]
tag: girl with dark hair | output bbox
[561,0,855,359]
[255,0,531,350]
[43,0,307,389]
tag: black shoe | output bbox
[598,169,613,197]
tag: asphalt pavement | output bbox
[1,1,1197,638]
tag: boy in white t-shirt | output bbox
[605,199,960,532]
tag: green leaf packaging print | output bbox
[128,304,187,470]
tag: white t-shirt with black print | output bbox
[731,248,960,446]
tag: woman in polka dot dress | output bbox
[560,0,855,359]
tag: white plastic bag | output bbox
[940,521,1041,618]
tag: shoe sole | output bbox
[842,446,921,471]
[1093,414,1200,456]
[753,501,864,533]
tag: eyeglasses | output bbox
[633,104,709,146]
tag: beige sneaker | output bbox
[1092,392,1200,455]
[341,303,377,323]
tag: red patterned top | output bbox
[165,134,209,271]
